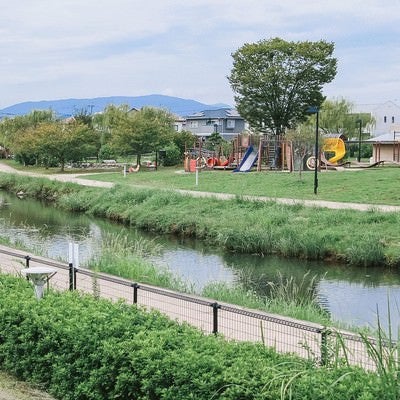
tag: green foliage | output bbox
[11,120,99,170]
[344,232,386,267]
[0,274,390,399]
[204,130,225,151]
[97,144,115,161]
[162,143,181,166]
[1,172,400,269]
[229,37,337,134]
[110,106,176,163]
[0,110,55,163]
[171,129,196,155]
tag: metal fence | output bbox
[0,245,385,371]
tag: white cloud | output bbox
[0,0,399,109]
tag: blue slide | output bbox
[233,145,258,172]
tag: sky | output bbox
[1,0,399,110]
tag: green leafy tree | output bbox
[0,110,55,157]
[162,143,181,166]
[318,98,375,136]
[91,105,128,161]
[73,109,93,129]
[228,37,337,135]
[13,121,98,170]
[112,107,175,164]
[172,129,196,156]
[205,131,225,152]
[286,123,319,179]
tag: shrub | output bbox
[162,143,181,166]
[0,274,392,400]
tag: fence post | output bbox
[211,302,220,335]
[132,283,139,304]
[24,255,31,280]
[73,265,77,290]
[320,328,330,366]
[24,255,31,268]
[69,263,74,291]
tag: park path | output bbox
[0,162,399,212]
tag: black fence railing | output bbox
[0,246,385,371]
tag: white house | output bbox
[354,100,400,137]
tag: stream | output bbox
[1,190,400,334]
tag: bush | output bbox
[0,274,391,400]
[162,143,181,166]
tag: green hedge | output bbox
[0,274,391,399]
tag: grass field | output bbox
[78,164,400,205]
[4,159,400,205]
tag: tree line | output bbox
[0,37,375,170]
[0,106,196,170]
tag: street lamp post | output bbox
[307,106,319,195]
[356,119,362,162]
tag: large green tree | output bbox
[228,37,337,135]
[112,107,175,164]
[13,120,98,170]
[0,110,55,157]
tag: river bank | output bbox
[0,170,399,268]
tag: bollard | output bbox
[132,283,139,304]
[211,302,221,335]
[69,263,74,291]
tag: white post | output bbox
[68,242,73,264]
[73,243,80,269]
[123,164,127,177]
[195,168,199,186]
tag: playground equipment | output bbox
[184,132,358,173]
[185,134,294,172]
[322,134,347,164]
[233,145,258,172]
[306,133,348,170]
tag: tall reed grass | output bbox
[202,271,331,326]
[86,231,189,292]
[2,173,400,267]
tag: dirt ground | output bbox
[0,372,55,400]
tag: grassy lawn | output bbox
[77,165,400,205]
[3,159,400,205]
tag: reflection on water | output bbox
[1,190,400,334]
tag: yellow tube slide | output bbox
[322,138,346,164]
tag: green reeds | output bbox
[266,271,321,307]
[202,271,331,326]
[344,232,386,266]
[86,231,188,292]
[2,173,400,267]
[358,304,400,399]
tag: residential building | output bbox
[183,108,246,140]
[366,128,400,163]
[354,100,400,137]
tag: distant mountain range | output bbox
[0,95,232,118]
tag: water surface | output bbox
[1,191,399,334]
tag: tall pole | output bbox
[314,110,319,195]
[357,119,362,162]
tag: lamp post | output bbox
[356,119,362,162]
[307,106,319,195]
